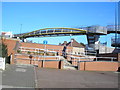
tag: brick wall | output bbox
[21,42,63,55]
[118,53,120,67]
[43,61,59,69]
[78,61,119,71]
[38,60,63,69]
[2,38,19,56]
[15,53,63,69]
[2,38,19,64]
[118,53,120,62]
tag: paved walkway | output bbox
[35,68,119,88]
[2,64,35,89]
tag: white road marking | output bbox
[15,68,26,72]
[114,72,120,73]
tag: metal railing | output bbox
[13,28,87,38]
[111,37,120,47]
[107,25,120,31]
[69,56,117,62]
[19,47,100,58]
[14,53,62,61]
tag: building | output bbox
[1,38,120,71]
[59,38,85,48]
[0,32,13,38]
[59,39,85,55]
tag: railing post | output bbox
[96,57,97,61]
[111,58,113,62]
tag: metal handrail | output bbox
[70,56,117,59]
[69,56,117,62]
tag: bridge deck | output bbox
[13,27,107,38]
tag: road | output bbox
[1,64,119,89]
[35,68,119,88]
[2,64,35,89]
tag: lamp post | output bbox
[43,40,48,67]
[20,24,22,35]
[115,2,118,49]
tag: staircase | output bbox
[61,56,77,70]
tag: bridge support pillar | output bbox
[86,34,100,55]
[21,38,26,42]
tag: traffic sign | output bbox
[43,40,48,44]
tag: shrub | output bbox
[46,53,49,56]
[32,52,36,55]
[51,53,55,56]
[27,51,31,54]
[39,53,44,56]
[17,50,21,53]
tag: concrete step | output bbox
[64,60,72,66]
[63,65,77,70]
[61,56,77,70]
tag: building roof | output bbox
[59,39,85,48]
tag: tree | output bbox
[0,43,8,58]
[17,50,21,53]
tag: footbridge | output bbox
[13,25,120,49]
[13,27,107,39]
[13,25,120,39]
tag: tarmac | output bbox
[35,67,119,88]
[2,64,35,89]
[0,64,119,89]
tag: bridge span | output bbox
[13,27,107,39]
[13,25,120,49]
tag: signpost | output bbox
[43,40,48,67]
[43,40,48,45]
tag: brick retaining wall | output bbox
[78,61,119,71]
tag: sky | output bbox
[2,2,119,47]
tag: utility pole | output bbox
[70,34,73,47]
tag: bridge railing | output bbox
[87,25,107,34]
[111,37,120,47]
[107,25,120,31]
[13,28,87,38]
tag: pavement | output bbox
[35,67,119,88]
[2,64,35,89]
